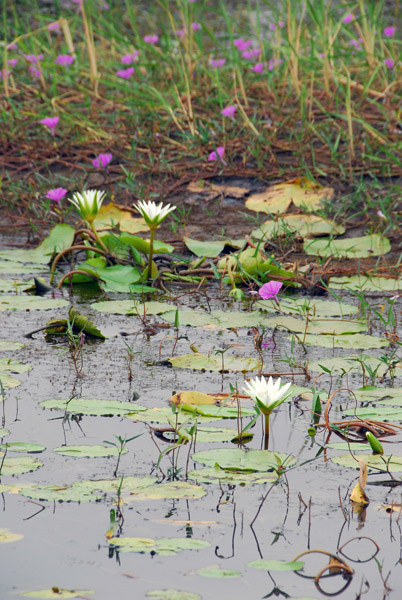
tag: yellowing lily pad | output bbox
[0,374,21,389]
[169,353,261,372]
[304,234,391,259]
[0,279,34,292]
[252,214,344,240]
[0,528,23,543]
[0,341,25,351]
[108,536,209,555]
[0,358,31,374]
[0,443,45,453]
[245,178,334,214]
[21,589,94,599]
[93,202,148,233]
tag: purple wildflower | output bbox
[384,58,394,69]
[7,43,18,50]
[28,66,41,78]
[209,58,226,68]
[234,39,252,51]
[343,14,354,24]
[384,26,396,38]
[92,153,113,168]
[143,35,159,44]
[242,48,261,60]
[221,105,237,117]
[8,59,18,67]
[208,146,226,165]
[46,188,68,203]
[40,117,59,135]
[121,51,139,64]
[55,55,74,66]
[259,281,283,301]
[192,22,202,31]
[48,22,60,31]
[25,54,44,64]
[116,67,135,79]
[251,62,265,73]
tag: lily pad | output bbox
[195,566,242,578]
[178,426,241,443]
[353,387,402,403]
[247,559,304,571]
[21,589,94,599]
[0,295,69,311]
[0,358,31,373]
[0,455,43,476]
[245,178,334,214]
[108,536,210,555]
[0,374,21,389]
[331,454,402,472]
[40,398,146,416]
[329,275,402,292]
[161,307,269,328]
[342,406,402,420]
[188,467,277,485]
[183,238,225,257]
[310,355,401,376]
[0,341,25,351]
[304,234,391,259]
[0,428,10,437]
[192,448,295,472]
[92,300,173,316]
[180,404,256,419]
[298,334,389,349]
[53,445,127,458]
[93,202,148,233]
[265,315,367,335]
[0,443,45,453]
[0,261,44,274]
[125,407,215,424]
[0,279,34,292]
[146,591,200,600]
[124,481,206,501]
[76,264,142,293]
[169,353,261,372]
[252,214,344,240]
[0,528,23,543]
[0,225,75,265]
[256,298,359,318]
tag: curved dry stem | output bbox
[50,244,107,284]
[57,270,101,289]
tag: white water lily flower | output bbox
[242,376,292,415]
[68,189,106,223]
[134,200,176,228]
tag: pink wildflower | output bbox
[121,51,139,64]
[251,62,265,73]
[25,54,44,64]
[221,105,237,117]
[234,39,252,51]
[208,146,226,165]
[92,153,113,168]
[55,55,74,66]
[40,117,59,135]
[242,48,261,60]
[176,28,186,39]
[210,58,226,68]
[343,14,353,24]
[7,43,17,50]
[46,188,68,203]
[8,59,18,67]
[384,58,394,69]
[143,35,159,44]
[259,281,283,301]
[116,67,135,79]
[0,69,10,79]
[384,27,396,38]
[192,22,202,31]
[48,22,60,31]
[28,66,41,78]
[278,21,285,28]
[269,24,276,31]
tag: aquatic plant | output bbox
[242,376,291,442]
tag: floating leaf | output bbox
[183,238,225,258]
[21,589,94,599]
[245,178,334,214]
[187,180,248,199]
[247,559,304,571]
[0,528,23,543]
[169,353,261,373]
[171,391,216,406]
[0,374,21,389]
[304,234,391,259]
[252,214,344,240]
[125,481,206,501]
[88,264,142,293]
[256,298,359,318]
[298,334,389,349]
[0,295,69,312]
[146,591,200,600]
[0,358,31,373]
[353,387,402,403]
[180,404,255,418]
[0,225,75,265]
[0,261,44,274]
[178,426,242,443]
[92,300,173,315]
[342,406,402,420]
[331,454,402,472]
[192,448,295,472]
[0,455,42,475]
[0,443,45,453]
[68,307,105,338]
[0,341,25,351]
[265,315,367,335]
[40,398,146,416]
[0,428,10,437]
[195,566,241,578]
[188,467,277,485]
[329,275,402,292]
[93,202,148,233]
[53,445,127,458]
[108,536,209,555]
[310,356,401,376]
[0,279,33,292]
[125,407,215,425]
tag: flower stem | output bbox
[146,227,156,281]
[89,221,108,253]
[264,413,270,449]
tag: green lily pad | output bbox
[256,298,359,318]
[0,225,75,265]
[21,589,94,599]
[247,559,304,571]
[0,295,69,312]
[188,467,277,485]
[342,406,402,420]
[310,355,401,376]
[195,566,242,578]
[178,426,242,443]
[265,315,367,335]
[245,178,334,214]
[331,453,402,472]
[146,591,201,600]
[53,445,127,458]
[125,481,206,501]
[0,358,31,374]
[125,407,216,424]
[252,214,344,240]
[169,353,261,372]
[353,387,402,403]
[0,428,10,437]
[180,404,256,418]
[0,443,45,453]
[325,442,369,450]
[0,374,21,389]
[298,334,389,349]
[192,448,295,472]
[40,398,146,416]
[95,265,142,293]
[304,234,391,259]
[329,275,402,292]
[0,279,34,292]
[184,238,225,257]
[0,528,23,543]
[92,300,173,315]
[67,307,105,338]
[0,261,44,274]
[0,341,25,351]
[108,536,210,555]
[0,455,43,475]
